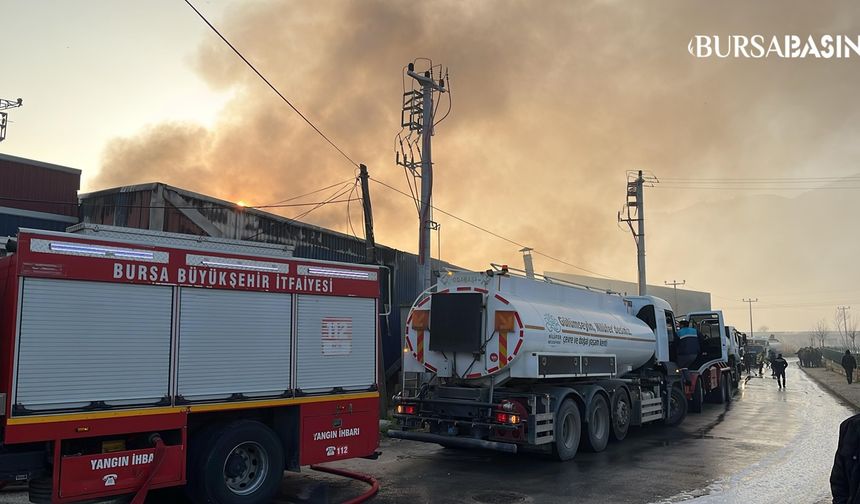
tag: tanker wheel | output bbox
[713,375,727,405]
[664,385,687,427]
[689,378,704,413]
[725,375,734,404]
[582,394,610,452]
[188,420,284,504]
[552,399,581,461]
[609,389,631,442]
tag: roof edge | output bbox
[0,153,82,175]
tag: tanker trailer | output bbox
[389,266,690,461]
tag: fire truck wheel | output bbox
[664,385,687,427]
[689,379,704,413]
[609,389,631,442]
[552,399,581,461]
[189,420,285,504]
[582,394,610,452]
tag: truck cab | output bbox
[724,325,745,383]
[680,310,737,410]
[625,295,678,368]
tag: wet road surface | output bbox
[278,364,851,504]
[0,362,851,503]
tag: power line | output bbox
[662,175,860,182]
[656,185,860,191]
[5,195,357,210]
[656,174,860,192]
[292,181,356,221]
[243,181,357,241]
[369,176,619,280]
[346,179,360,240]
[181,0,359,169]
[266,178,354,206]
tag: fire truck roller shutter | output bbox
[295,295,375,394]
[15,279,172,412]
[177,288,292,401]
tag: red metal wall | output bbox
[0,156,80,217]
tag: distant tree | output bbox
[835,309,857,351]
[813,319,829,348]
[758,325,769,334]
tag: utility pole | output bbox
[838,305,851,349]
[358,163,386,417]
[619,170,657,295]
[405,63,446,290]
[743,298,758,340]
[0,97,23,142]
[358,164,376,264]
[664,279,685,311]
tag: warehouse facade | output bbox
[0,154,80,237]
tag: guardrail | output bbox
[822,347,848,363]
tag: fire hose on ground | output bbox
[309,464,380,504]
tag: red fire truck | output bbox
[0,226,381,503]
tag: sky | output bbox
[3,0,860,332]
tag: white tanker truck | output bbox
[390,266,735,460]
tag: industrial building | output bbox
[0,153,80,236]
[544,271,712,315]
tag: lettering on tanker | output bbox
[557,316,632,336]
[558,316,595,332]
[544,313,623,347]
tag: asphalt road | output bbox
[1,362,851,503]
[279,363,852,504]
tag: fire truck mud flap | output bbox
[386,430,518,453]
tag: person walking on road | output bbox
[771,353,788,389]
[831,412,860,503]
[843,350,857,385]
[744,350,755,375]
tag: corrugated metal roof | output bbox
[79,182,377,247]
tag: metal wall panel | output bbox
[295,295,375,393]
[178,288,292,400]
[0,156,80,217]
[0,214,70,238]
[15,279,172,411]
